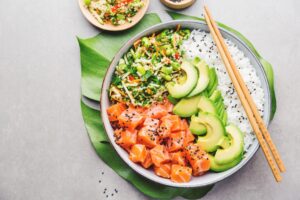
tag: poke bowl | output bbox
[100,20,271,187]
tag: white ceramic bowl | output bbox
[100,20,271,187]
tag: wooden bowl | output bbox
[160,0,195,10]
[79,0,150,31]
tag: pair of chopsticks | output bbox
[203,6,285,182]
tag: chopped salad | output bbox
[109,28,191,106]
[84,0,144,26]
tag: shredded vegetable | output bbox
[84,0,144,26]
[109,28,191,106]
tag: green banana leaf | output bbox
[78,13,162,101]
[81,100,213,199]
[167,11,277,120]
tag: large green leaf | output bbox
[78,13,162,101]
[81,100,213,199]
[167,11,277,120]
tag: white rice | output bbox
[181,30,265,152]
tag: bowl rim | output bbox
[100,20,272,187]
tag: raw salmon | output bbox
[114,129,137,149]
[170,151,186,166]
[163,99,174,113]
[143,118,160,130]
[109,99,201,183]
[145,104,168,119]
[167,131,185,152]
[138,127,159,148]
[141,150,153,169]
[161,115,182,132]
[184,129,195,147]
[129,144,147,163]
[107,103,126,121]
[180,119,189,130]
[150,145,171,167]
[154,163,171,179]
[118,107,145,130]
[157,118,172,138]
[185,144,210,176]
[170,164,192,183]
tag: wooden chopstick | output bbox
[203,7,283,182]
[203,6,286,173]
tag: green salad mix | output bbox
[84,0,144,25]
[109,28,191,106]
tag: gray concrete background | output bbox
[0,0,299,199]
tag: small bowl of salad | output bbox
[79,0,149,31]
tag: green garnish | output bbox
[85,0,144,26]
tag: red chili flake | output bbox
[128,75,135,81]
[175,52,180,60]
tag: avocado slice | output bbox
[218,105,225,117]
[208,154,243,172]
[173,95,201,117]
[206,68,218,97]
[218,104,225,118]
[166,60,198,98]
[215,124,244,165]
[198,96,217,115]
[187,58,209,97]
[217,136,231,149]
[208,82,218,97]
[222,111,228,125]
[196,113,226,152]
[218,108,228,126]
[189,115,207,135]
[209,90,222,103]
[207,68,217,91]
[214,99,224,115]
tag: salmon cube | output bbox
[138,127,159,148]
[170,151,186,166]
[157,118,173,138]
[129,144,147,163]
[143,118,160,130]
[184,129,195,147]
[163,99,174,113]
[114,129,137,149]
[107,103,126,121]
[154,163,171,179]
[150,145,171,167]
[185,144,210,176]
[141,150,153,169]
[145,104,168,119]
[171,164,192,183]
[129,105,147,114]
[118,108,145,130]
[166,115,182,132]
[167,131,185,152]
[180,119,189,130]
